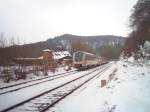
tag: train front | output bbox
[73,52,85,69]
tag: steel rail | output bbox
[0,71,78,95]
[1,64,110,112]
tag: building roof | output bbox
[74,51,95,56]
[53,51,71,60]
[14,50,71,62]
[42,49,53,52]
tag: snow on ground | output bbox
[48,63,116,112]
[106,60,150,112]
[0,65,104,111]
[49,60,150,112]
[0,67,76,88]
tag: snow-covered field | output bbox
[49,60,150,112]
[0,60,149,112]
[0,65,107,111]
[0,67,76,88]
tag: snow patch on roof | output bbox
[53,51,71,60]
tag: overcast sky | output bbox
[0,0,137,43]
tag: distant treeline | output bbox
[0,34,125,65]
[0,43,44,65]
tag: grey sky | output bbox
[0,0,138,43]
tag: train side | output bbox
[73,51,106,69]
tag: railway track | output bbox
[0,70,78,95]
[1,64,110,112]
[0,70,77,90]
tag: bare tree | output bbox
[71,40,93,53]
[0,33,7,48]
[16,36,20,45]
[124,0,150,56]
[9,36,16,46]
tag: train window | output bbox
[75,52,83,61]
[86,55,95,60]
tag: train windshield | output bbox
[75,52,84,61]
